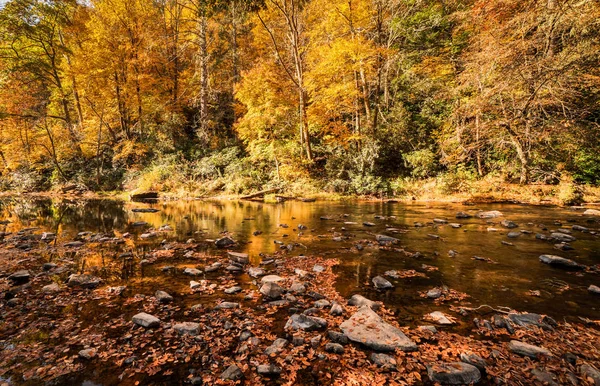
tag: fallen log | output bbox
[240,188,281,200]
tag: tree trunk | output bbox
[197,12,209,136]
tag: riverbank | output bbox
[2,179,600,207]
[1,229,599,385]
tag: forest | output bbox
[0,0,599,200]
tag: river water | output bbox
[1,197,598,324]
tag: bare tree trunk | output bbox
[475,113,483,176]
[197,12,209,136]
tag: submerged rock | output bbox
[427,362,481,385]
[372,276,393,289]
[340,306,417,352]
[132,312,160,328]
[348,294,380,310]
[476,211,503,219]
[67,274,101,289]
[539,255,584,270]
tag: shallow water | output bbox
[1,196,598,325]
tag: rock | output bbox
[65,241,85,247]
[348,294,380,310]
[261,275,284,283]
[132,312,160,328]
[539,255,584,270]
[173,322,200,336]
[42,283,61,293]
[265,338,288,355]
[184,268,203,276]
[215,302,240,310]
[376,234,399,243]
[507,231,521,238]
[224,286,242,294]
[554,242,574,251]
[314,299,330,308]
[426,311,455,325]
[363,222,376,227]
[310,335,322,348]
[43,263,57,271]
[139,233,156,240]
[257,364,282,376]
[450,223,462,228]
[340,306,417,352]
[426,288,443,299]
[78,348,96,359]
[572,225,589,232]
[228,251,249,265]
[289,282,306,294]
[220,364,243,381]
[507,313,557,329]
[589,285,600,294]
[330,303,344,316]
[501,220,518,229]
[190,281,202,289]
[155,290,173,303]
[67,274,101,289]
[285,314,325,331]
[460,353,487,372]
[327,330,349,345]
[215,237,235,248]
[433,218,448,224]
[260,282,284,299]
[41,232,56,241]
[8,270,31,284]
[531,368,559,386]
[248,267,265,278]
[456,212,472,219]
[583,209,600,216]
[325,343,344,354]
[427,362,481,385]
[419,325,437,333]
[372,276,393,289]
[476,211,503,219]
[551,232,577,242]
[580,364,600,385]
[371,353,397,369]
[313,264,326,273]
[225,265,243,272]
[508,340,552,358]
[204,262,221,272]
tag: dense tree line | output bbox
[0,0,599,195]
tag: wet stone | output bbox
[348,294,380,310]
[426,311,455,325]
[539,255,584,270]
[132,312,160,328]
[248,267,265,278]
[220,364,243,381]
[228,251,249,265]
[507,231,521,238]
[340,306,417,352]
[184,268,203,276]
[372,276,393,289]
[427,362,481,385]
[508,340,552,359]
[476,210,503,219]
[456,212,472,219]
[501,220,518,229]
[224,286,242,294]
[155,290,173,303]
[589,285,600,294]
[215,237,235,248]
[375,234,399,243]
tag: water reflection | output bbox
[1,197,598,321]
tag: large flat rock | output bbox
[340,306,417,352]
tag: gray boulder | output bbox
[551,233,577,242]
[285,314,325,331]
[539,255,584,270]
[155,290,173,303]
[508,340,552,358]
[257,364,282,376]
[372,276,393,289]
[476,211,503,219]
[340,306,417,352]
[67,274,101,289]
[427,362,481,385]
[132,312,160,328]
[173,322,200,336]
[260,282,284,299]
[348,294,380,310]
[220,364,243,381]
